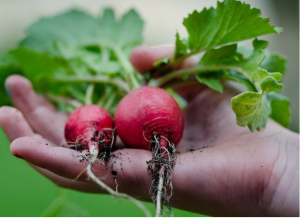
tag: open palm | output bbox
[0,45,298,217]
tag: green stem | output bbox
[53,75,130,93]
[150,65,242,87]
[47,93,83,108]
[103,92,116,112]
[152,49,201,76]
[96,94,106,107]
[162,80,199,89]
[112,46,140,90]
[85,84,95,105]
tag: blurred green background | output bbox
[0,0,298,217]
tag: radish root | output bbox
[155,167,164,217]
[86,146,151,217]
[147,134,176,217]
[66,129,152,217]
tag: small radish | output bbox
[65,104,114,159]
[114,86,184,216]
[64,104,151,216]
[65,104,114,150]
[64,104,115,179]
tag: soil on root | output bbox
[63,128,117,181]
[146,134,177,217]
[63,129,151,216]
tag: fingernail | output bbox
[12,153,24,160]
[4,82,11,98]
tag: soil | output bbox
[146,133,177,216]
[65,128,118,181]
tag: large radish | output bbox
[114,86,184,216]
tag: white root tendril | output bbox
[86,145,151,217]
[69,129,151,217]
[155,167,164,217]
[147,133,176,217]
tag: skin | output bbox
[0,45,298,216]
[114,86,184,149]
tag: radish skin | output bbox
[65,105,113,148]
[114,86,184,150]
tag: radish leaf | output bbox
[174,32,188,59]
[183,0,280,51]
[267,92,290,127]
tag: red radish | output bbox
[114,86,184,150]
[63,104,151,216]
[65,104,113,150]
[114,86,184,216]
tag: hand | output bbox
[0,45,298,217]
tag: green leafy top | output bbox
[183,0,281,50]
[0,0,290,132]
[0,8,144,114]
[151,0,289,131]
[21,9,143,53]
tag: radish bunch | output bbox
[64,86,184,216]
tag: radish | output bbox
[65,104,114,149]
[114,86,184,150]
[65,105,114,163]
[64,104,116,186]
[114,86,184,216]
[64,105,151,217]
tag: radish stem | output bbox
[47,94,83,108]
[112,46,141,90]
[85,84,95,105]
[53,75,130,93]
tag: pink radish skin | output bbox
[63,105,151,216]
[114,86,184,150]
[65,105,113,149]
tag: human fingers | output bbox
[36,94,68,122]
[5,75,66,145]
[0,106,57,144]
[0,106,35,142]
[10,136,152,199]
[36,94,57,112]
[0,107,92,191]
[130,45,174,74]
[130,45,205,102]
[130,45,198,74]
[0,107,88,191]
[0,108,97,193]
